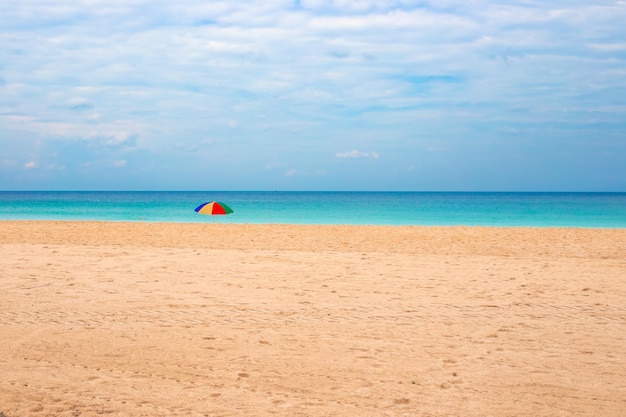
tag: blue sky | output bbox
[1,0,625,191]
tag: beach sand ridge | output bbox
[1,221,625,416]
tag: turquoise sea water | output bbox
[0,191,625,228]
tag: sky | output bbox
[1,0,626,191]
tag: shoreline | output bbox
[2,219,625,229]
[1,221,625,416]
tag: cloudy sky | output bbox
[1,0,625,191]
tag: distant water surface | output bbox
[0,191,625,228]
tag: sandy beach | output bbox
[1,221,625,417]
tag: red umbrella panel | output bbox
[194,201,234,215]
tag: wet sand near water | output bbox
[1,221,625,416]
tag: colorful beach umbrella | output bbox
[194,201,234,216]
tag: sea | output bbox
[0,191,625,228]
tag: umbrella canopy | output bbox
[194,201,234,215]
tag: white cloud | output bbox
[24,161,38,169]
[264,161,284,170]
[285,168,297,176]
[588,42,626,51]
[310,9,473,32]
[336,150,379,158]
[112,160,127,167]
[46,163,66,170]
[2,159,18,169]
[4,115,35,123]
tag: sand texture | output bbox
[1,221,625,416]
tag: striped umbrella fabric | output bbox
[194,201,234,215]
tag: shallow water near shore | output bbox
[1,191,625,227]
